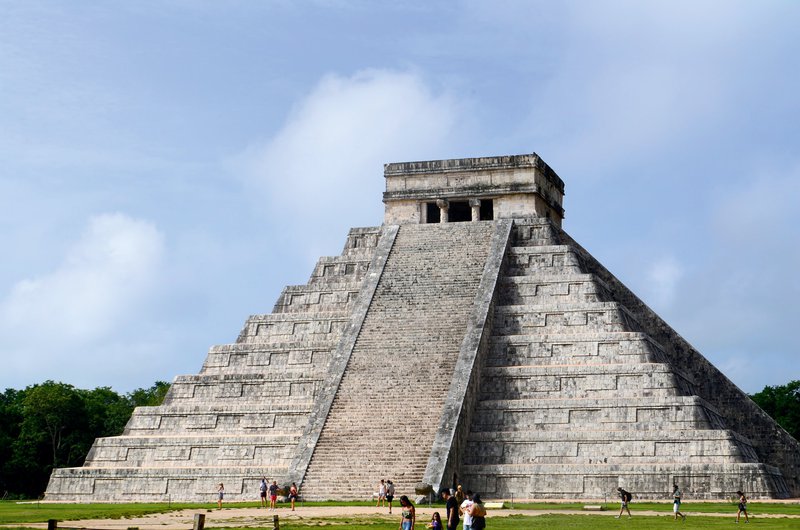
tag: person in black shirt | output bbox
[441,488,459,530]
[615,487,632,518]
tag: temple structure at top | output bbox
[46,153,800,502]
[383,153,564,225]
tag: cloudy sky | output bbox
[1,1,798,395]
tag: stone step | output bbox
[479,363,681,400]
[45,467,294,502]
[487,331,660,366]
[87,437,300,468]
[460,461,788,500]
[124,403,315,435]
[166,375,323,404]
[504,246,584,275]
[493,302,643,334]
[471,396,726,432]
[464,439,755,466]
[272,284,363,314]
[237,312,351,344]
[511,221,562,247]
[497,274,611,306]
[201,345,336,374]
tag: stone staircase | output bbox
[299,222,496,500]
[460,218,791,499]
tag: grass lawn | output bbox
[2,500,799,529]
[204,514,800,529]
[0,501,206,524]
[509,501,800,515]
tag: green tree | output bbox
[82,386,134,439]
[128,380,171,407]
[19,382,87,468]
[1,379,170,498]
[751,380,800,442]
[0,388,26,497]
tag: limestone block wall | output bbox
[497,275,611,306]
[458,218,792,500]
[487,333,659,366]
[200,343,336,375]
[464,462,786,500]
[85,434,298,469]
[465,431,760,465]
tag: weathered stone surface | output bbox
[45,154,800,502]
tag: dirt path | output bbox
[9,505,800,529]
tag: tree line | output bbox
[0,380,170,499]
[749,380,800,443]
[0,379,798,500]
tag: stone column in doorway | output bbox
[470,199,481,221]
[437,199,449,223]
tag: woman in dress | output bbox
[398,495,416,530]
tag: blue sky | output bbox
[1,1,798,395]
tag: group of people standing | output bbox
[216,479,299,511]
[377,481,486,530]
[376,479,396,512]
[258,478,299,511]
[441,486,486,530]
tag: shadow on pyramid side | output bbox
[45,154,800,502]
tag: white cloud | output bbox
[0,213,165,387]
[233,69,471,261]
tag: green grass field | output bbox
[2,500,799,529]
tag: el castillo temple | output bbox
[46,153,800,501]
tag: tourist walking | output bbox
[673,484,686,521]
[288,482,299,511]
[460,489,474,530]
[398,495,416,530]
[268,480,278,510]
[615,487,632,518]
[386,480,395,514]
[217,483,224,510]
[467,493,486,530]
[427,512,443,530]
[259,477,268,507]
[442,488,459,530]
[377,479,387,507]
[736,490,749,523]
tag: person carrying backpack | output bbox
[615,487,632,518]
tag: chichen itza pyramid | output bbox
[46,153,800,502]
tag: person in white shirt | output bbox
[459,489,474,530]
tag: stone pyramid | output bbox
[46,153,800,502]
